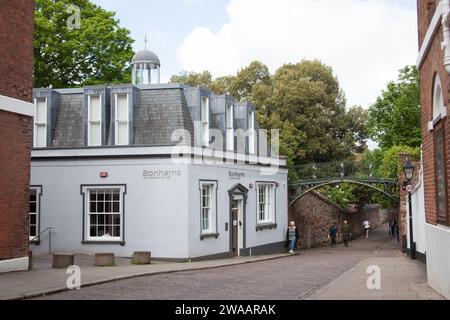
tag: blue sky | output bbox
[92,0,230,81]
[92,0,418,109]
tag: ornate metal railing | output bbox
[288,161,399,205]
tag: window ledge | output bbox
[82,241,125,246]
[29,240,41,246]
[200,233,220,241]
[429,111,448,131]
[256,223,277,231]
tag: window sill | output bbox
[82,241,125,246]
[256,223,277,231]
[200,233,220,241]
[29,240,41,246]
[429,112,447,131]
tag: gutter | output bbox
[442,0,450,73]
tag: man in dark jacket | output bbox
[341,220,351,247]
[328,222,338,247]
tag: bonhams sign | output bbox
[143,169,182,179]
[229,171,245,180]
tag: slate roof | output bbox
[134,88,194,145]
[52,93,84,147]
[32,84,259,150]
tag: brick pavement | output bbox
[0,224,442,300]
[31,224,442,300]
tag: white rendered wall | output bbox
[425,223,450,299]
[187,162,288,258]
[30,158,189,258]
[407,171,427,255]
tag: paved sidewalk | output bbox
[304,239,444,300]
[0,253,288,300]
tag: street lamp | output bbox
[403,160,416,260]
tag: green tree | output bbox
[170,60,368,167]
[376,145,421,179]
[170,71,214,89]
[34,0,134,88]
[230,61,272,102]
[263,60,366,164]
[368,66,421,149]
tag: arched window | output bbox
[432,74,449,225]
[433,74,445,121]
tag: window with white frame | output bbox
[201,182,217,234]
[257,183,275,225]
[83,186,125,241]
[433,75,447,123]
[115,94,129,145]
[248,110,255,154]
[34,97,47,148]
[201,97,210,147]
[29,187,41,241]
[88,95,102,146]
[226,104,234,151]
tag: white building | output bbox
[29,48,289,261]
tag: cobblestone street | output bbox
[34,225,442,300]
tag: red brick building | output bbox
[417,0,450,299]
[0,0,35,273]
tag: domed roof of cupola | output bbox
[131,49,160,66]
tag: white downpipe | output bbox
[442,0,450,73]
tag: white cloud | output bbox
[177,0,418,107]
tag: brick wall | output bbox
[0,0,35,101]
[418,1,450,227]
[0,0,35,262]
[418,0,438,47]
[0,111,33,260]
[344,206,392,239]
[289,192,345,249]
[289,192,392,249]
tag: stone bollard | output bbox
[95,253,115,267]
[52,253,75,269]
[133,251,151,265]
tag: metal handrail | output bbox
[30,226,55,253]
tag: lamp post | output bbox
[403,160,416,260]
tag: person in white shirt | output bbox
[363,220,371,239]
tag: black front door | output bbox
[231,208,239,257]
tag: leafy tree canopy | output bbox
[367,66,421,149]
[34,0,135,88]
[171,60,368,166]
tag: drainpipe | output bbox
[442,0,450,73]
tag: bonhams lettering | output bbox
[143,169,182,179]
[229,171,245,180]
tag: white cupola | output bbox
[131,35,161,85]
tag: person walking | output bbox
[328,222,338,248]
[392,218,398,238]
[363,219,371,239]
[389,217,394,236]
[286,221,299,255]
[342,220,352,247]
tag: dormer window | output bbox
[201,97,210,147]
[88,95,102,146]
[115,94,129,146]
[34,97,47,148]
[248,110,255,154]
[226,104,234,151]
